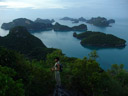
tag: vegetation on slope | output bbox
[0,47,128,96]
[0,26,55,60]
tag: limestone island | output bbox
[60,16,115,27]
[1,18,88,32]
[86,17,115,27]
[35,18,55,24]
[60,17,75,21]
[1,18,53,31]
[73,31,126,47]
[60,17,86,23]
[53,22,87,31]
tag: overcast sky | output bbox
[0,0,128,19]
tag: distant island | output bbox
[53,22,87,31]
[60,16,115,27]
[1,18,88,32]
[73,31,126,47]
[1,18,53,31]
[60,17,86,23]
[0,26,55,60]
[34,18,55,24]
[86,17,115,27]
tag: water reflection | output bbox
[82,45,126,50]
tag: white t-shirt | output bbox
[54,61,60,71]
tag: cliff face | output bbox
[0,26,55,60]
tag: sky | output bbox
[0,0,128,20]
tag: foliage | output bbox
[0,66,24,96]
[0,26,55,60]
[0,46,128,96]
[88,50,99,60]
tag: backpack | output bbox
[59,63,63,72]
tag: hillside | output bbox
[0,26,55,60]
[0,47,128,96]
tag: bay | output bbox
[0,18,128,70]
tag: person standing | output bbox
[51,57,61,87]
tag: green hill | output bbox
[0,26,55,60]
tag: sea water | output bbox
[0,18,128,70]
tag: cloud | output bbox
[0,0,72,9]
[0,0,127,11]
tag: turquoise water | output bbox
[0,18,128,70]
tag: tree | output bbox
[88,50,99,60]
[0,66,24,96]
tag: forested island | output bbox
[1,18,53,31]
[60,17,86,23]
[86,17,115,27]
[53,22,87,31]
[35,18,55,24]
[73,31,126,47]
[60,16,115,27]
[1,18,88,32]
